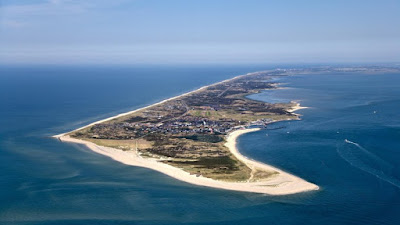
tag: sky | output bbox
[0,0,399,65]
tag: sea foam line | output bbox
[339,139,400,189]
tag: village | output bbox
[70,70,300,180]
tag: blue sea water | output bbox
[0,65,399,225]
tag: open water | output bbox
[0,65,399,224]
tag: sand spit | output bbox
[58,128,318,195]
[55,71,319,195]
[288,101,309,113]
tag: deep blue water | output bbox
[0,66,399,225]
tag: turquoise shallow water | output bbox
[0,65,399,224]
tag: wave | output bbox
[338,139,400,189]
[343,139,393,169]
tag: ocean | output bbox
[0,65,399,225]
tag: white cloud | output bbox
[0,0,133,20]
[0,1,90,17]
[0,0,95,29]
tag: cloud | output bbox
[0,0,133,20]
[0,0,90,17]
[0,0,133,30]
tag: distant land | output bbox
[55,66,399,194]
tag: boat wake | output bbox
[338,139,400,189]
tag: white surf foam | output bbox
[338,139,400,189]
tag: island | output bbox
[58,67,382,194]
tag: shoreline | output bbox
[59,126,318,195]
[53,72,255,138]
[288,101,309,112]
[55,71,319,195]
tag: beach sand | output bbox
[53,72,251,138]
[58,127,318,195]
[55,71,319,195]
[288,101,309,113]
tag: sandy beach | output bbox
[55,71,319,195]
[288,101,309,113]
[58,126,318,195]
[53,72,253,138]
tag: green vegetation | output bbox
[165,156,252,181]
[176,134,224,143]
[69,70,299,181]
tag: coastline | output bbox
[55,71,319,195]
[59,125,318,195]
[53,72,253,138]
[287,101,308,113]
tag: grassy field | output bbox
[66,72,300,182]
[83,138,153,151]
[164,155,252,181]
[188,109,297,122]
